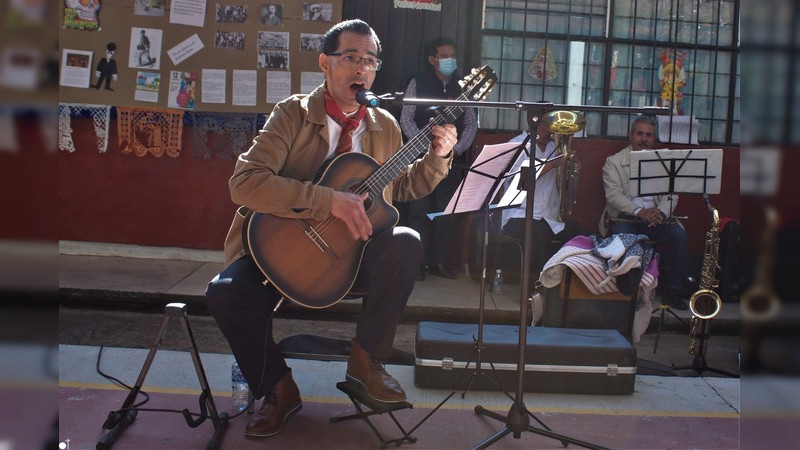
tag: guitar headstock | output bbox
[458,65,497,101]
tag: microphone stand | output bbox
[381,92,668,448]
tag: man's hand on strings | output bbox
[331,191,372,241]
[430,124,458,157]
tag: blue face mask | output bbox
[437,58,457,76]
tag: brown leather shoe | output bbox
[346,339,407,403]
[244,370,302,438]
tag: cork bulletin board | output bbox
[58,0,342,113]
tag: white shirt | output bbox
[631,196,657,213]
[324,112,367,160]
[501,132,565,235]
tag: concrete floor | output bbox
[56,248,742,448]
[59,308,741,378]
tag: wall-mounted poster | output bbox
[260,4,283,26]
[170,0,207,27]
[302,3,332,21]
[300,33,324,52]
[1,48,40,90]
[130,27,162,70]
[215,3,248,22]
[168,71,197,109]
[393,0,441,11]
[60,49,93,88]
[135,0,166,17]
[64,0,101,30]
[7,0,47,28]
[135,71,160,102]
[215,31,246,49]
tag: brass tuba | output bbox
[687,195,723,355]
[542,111,586,222]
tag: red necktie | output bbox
[324,92,367,154]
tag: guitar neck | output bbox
[368,97,466,190]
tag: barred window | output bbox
[479,0,740,145]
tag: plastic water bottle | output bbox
[492,269,504,294]
[231,361,250,412]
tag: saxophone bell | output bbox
[689,288,722,320]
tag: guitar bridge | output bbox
[304,225,329,253]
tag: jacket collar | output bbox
[620,145,633,166]
[305,82,384,132]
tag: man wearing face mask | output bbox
[400,36,478,280]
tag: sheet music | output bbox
[441,141,522,215]
[630,148,723,195]
[657,115,700,145]
[496,156,552,209]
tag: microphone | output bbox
[356,89,380,107]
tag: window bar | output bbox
[661,0,679,143]
[709,0,722,144]
[782,2,797,143]
[601,0,614,134]
[725,0,740,144]
[542,0,552,103]
[627,0,639,131]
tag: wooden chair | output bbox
[544,268,637,341]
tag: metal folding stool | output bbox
[330,380,416,448]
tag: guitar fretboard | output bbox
[364,95,467,193]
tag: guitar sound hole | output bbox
[345,181,373,212]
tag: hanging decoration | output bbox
[92,42,118,91]
[190,112,258,160]
[117,107,184,158]
[63,0,101,31]
[58,103,111,153]
[528,47,558,81]
[393,0,441,11]
[658,48,688,115]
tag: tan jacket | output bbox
[599,145,679,236]
[223,84,452,266]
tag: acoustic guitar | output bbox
[244,66,497,309]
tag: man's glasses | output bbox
[326,52,382,71]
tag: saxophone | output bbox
[542,111,586,222]
[687,195,723,355]
[740,205,780,321]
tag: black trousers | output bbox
[406,159,465,268]
[503,217,586,280]
[205,226,422,398]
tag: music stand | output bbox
[628,148,733,376]
[379,91,668,448]
[471,118,606,450]
[406,139,529,434]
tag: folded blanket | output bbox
[540,235,659,343]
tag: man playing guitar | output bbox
[205,19,457,438]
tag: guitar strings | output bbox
[311,102,465,238]
[310,87,475,242]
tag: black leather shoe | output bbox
[429,263,458,280]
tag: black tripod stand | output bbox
[97,303,229,450]
[402,135,532,436]
[672,308,739,377]
[472,110,606,450]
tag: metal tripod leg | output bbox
[652,304,688,353]
[97,303,229,450]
